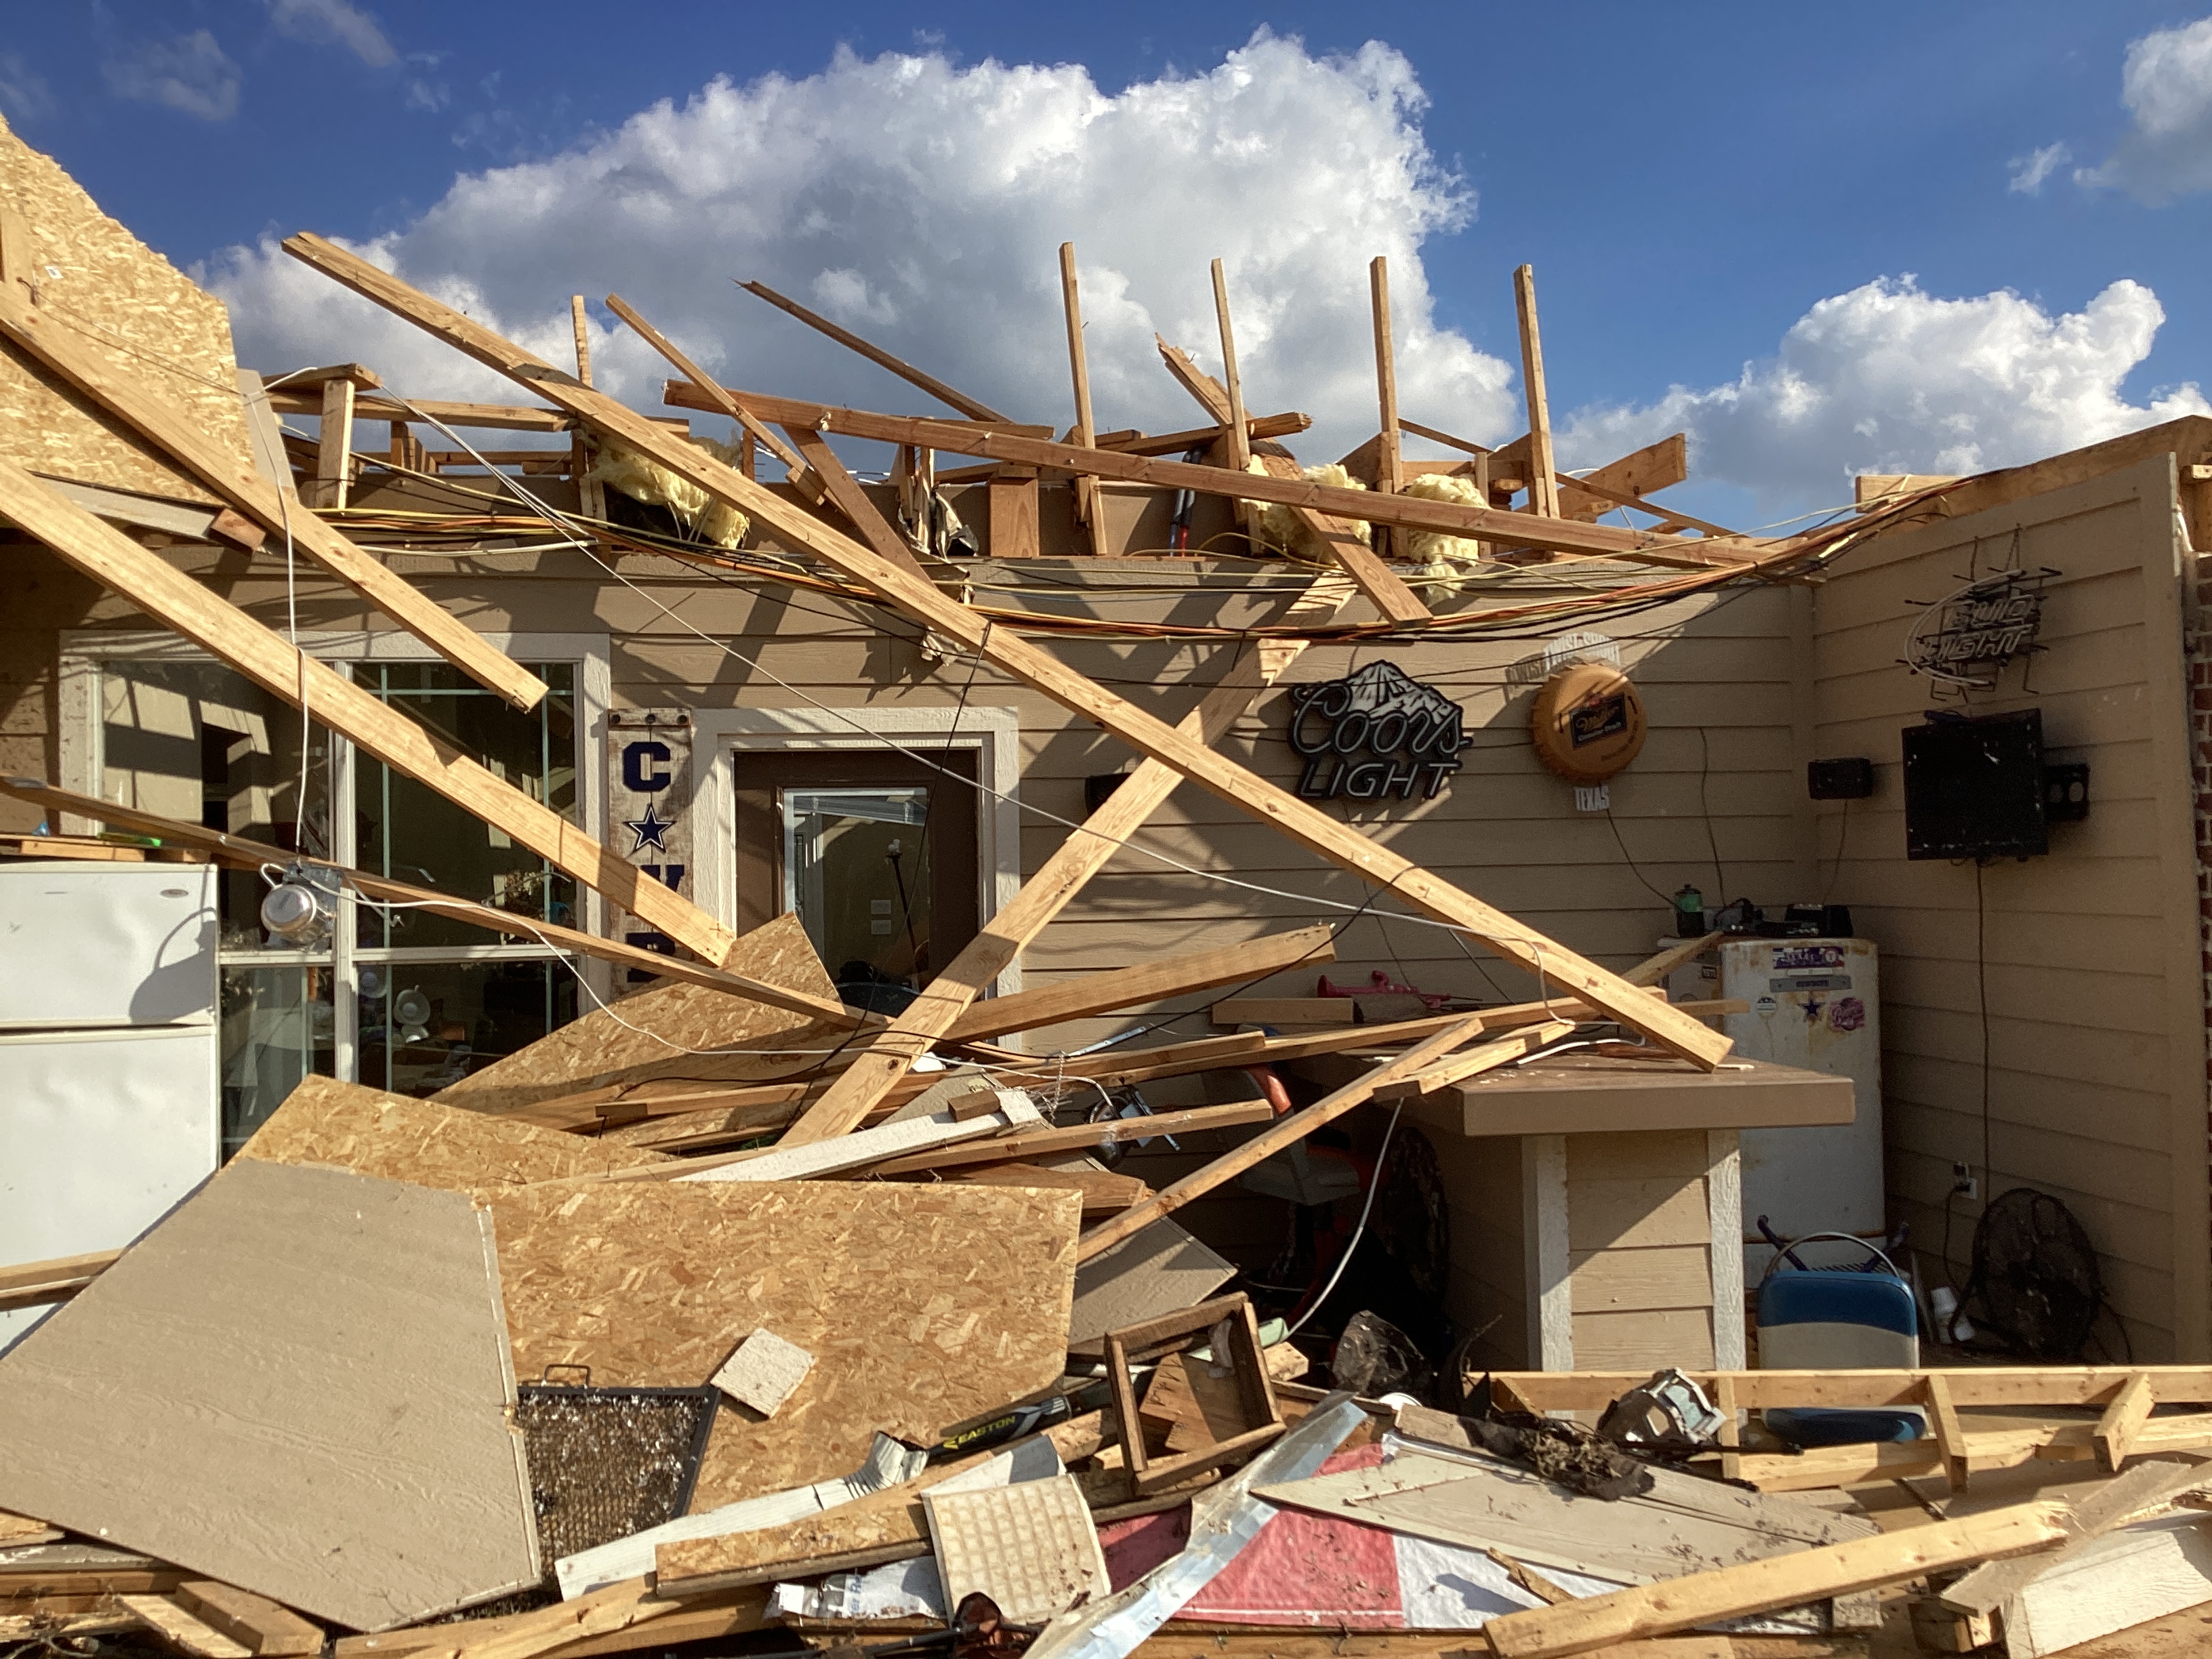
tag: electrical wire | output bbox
[1286,1097,1403,1339]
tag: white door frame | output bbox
[690,705,1024,1002]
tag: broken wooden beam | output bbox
[0,293,549,709]
[281,232,1734,1069]
[0,478,737,968]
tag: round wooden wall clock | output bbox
[1530,661,1647,784]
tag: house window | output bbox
[94,653,583,1153]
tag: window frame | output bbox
[60,629,612,1087]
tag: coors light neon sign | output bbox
[1286,662,1474,802]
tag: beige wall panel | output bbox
[1568,1244,1713,1315]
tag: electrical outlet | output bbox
[1950,1161,1980,1202]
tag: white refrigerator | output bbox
[1670,937,1883,1278]
[0,861,221,1352]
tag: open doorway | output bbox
[733,750,980,1015]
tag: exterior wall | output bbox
[1811,453,2209,1360]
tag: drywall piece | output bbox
[1067,1219,1235,1355]
[925,1474,1109,1623]
[713,1329,816,1417]
[0,1160,539,1631]
[240,1076,672,1190]
[1256,1441,1873,1589]
[483,1178,1078,1511]
[2001,1511,2212,1658]
[1941,1456,2212,1616]
[0,115,252,504]
[436,912,842,1115]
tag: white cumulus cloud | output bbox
[2007,142,2069,194]
[267,0,396,68]
[102,30,242,122]
[202,33,1517,463]
[2077,16,2212,203]
[1559,276,2209,510]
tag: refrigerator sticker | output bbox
[1770,975,1853,992]
[1829,997,1867,1033]
[1754,995,1780,1015]
[1772,945,1845,970]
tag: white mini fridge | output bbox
[0,861,221,1352]
[1670,937,1883,1277]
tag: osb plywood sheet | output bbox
[436,912,841,1114]
[0,117,249,504]
[481,1179,1080,1511]
[0,1160,539,1632]
[239,1076,671,1189]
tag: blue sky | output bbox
[7,2,2209,528]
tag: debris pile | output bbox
[3,112,2212,1659]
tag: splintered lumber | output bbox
[484,1179,1079,1509]
[0,472,739,966]
[279,237,1729,1068]
[1077,1020,1573,1262]
[391,1580,681,1659]
[333,1589,769,1659]
[1209,265,1254,478]
[239,1076,672,1189]
[737,278,1007,422]
[779,642,1298,1146]
[1157,332,1429,623]
[0,1246,120,1311]
[945,924,1336,1044]
[1369,256,1403,495]
[1625,931,1725,987]
[664,375,1755,569]
[0,1162,540,1631]
[1512,265,1560,520]
[1479,1500,2072,1659]
[601,293,819,493]
[630,1099,1276,1181]
[783,424,934,576]
[0,293,546,708]
[674,1092,1042,1183]
[1489,1367,2212,1413]
[1059,243,1111,559]
[0,779,850,1025]
[170,1581,323,1656]
[117,1595,253,1658]
[2096,1370,2157,1471]
[947,1163,1149,1216]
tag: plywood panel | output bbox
[241,1076,672,1187]
[435,912,840,1113]
[0,117,251,505]
[480,1179,1079,1510]
[0,1160,538,1631]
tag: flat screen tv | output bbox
[1902,709,2046,861]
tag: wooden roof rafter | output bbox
[276,229,1736,1072]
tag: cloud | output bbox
[2077,16,2212,203]
[2007,142,2069,194]
[1560,276,2209,510]
[202,33,1517,462]
[266,0,397,68]
[102,30,242,121]
[0,52,52,124]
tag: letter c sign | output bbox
[621,740,672,793]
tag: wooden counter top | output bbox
[1291,1050,1853,1137]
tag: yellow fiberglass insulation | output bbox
[586,434,752,549]
[1242,458,1371,562]
[1399,471,1490,571]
